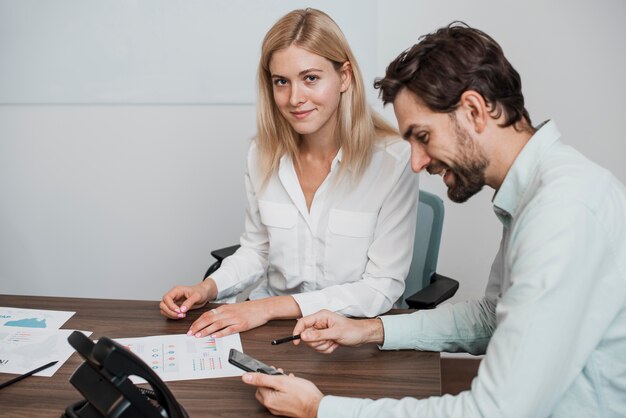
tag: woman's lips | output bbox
[291,109,314,120]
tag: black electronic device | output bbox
[228,348,283,375]
[63,331,188,418]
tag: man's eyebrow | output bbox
[402,124,416,141]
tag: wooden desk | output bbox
[0,295,440,417]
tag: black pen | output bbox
[271,334,301,345]
[0,361,58,390]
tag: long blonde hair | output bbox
[257,8,397,185]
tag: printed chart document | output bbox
[113,333,245,383]
[0,306,74,329]
[0,327,91,376]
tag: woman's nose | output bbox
[289,85,305,107]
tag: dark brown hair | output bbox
[375,22,532,129]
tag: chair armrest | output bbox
[204,245,241,279]
[210,245,241,262]
[405,273,459,310]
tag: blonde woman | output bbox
[160,8,419,338]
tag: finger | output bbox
[159,298,187,319]
[159,304,182,319]
[187,312,214,336]
[318,342,339,354]
[306,339,331,350]
[162,291,184,314]
[311,340,333,352]
[159,301,176,318]
[255,387,265,404]
[188,309,230,337]
[180,293,204,313]
[293,312,326,336]
[242,372,283,390]
[309,342,336,354]
[207,323,239,338]
[254,387,282,416]
[300,327,341,343]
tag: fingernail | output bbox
[187,330,193,336]
[242,373,252,382]
[195,332,202,338]
[177,313,184,318]
[175,307,180,313]
[181,306,187,313]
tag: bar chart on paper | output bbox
[0,307,86,376]
[114,333,244,382]
[0,307,74,329]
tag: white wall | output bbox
[0,0,377,104]
[0,105,254,298]
[1,0,624,304]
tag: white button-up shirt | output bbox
[319,121,626,417]
[211,137,419,317]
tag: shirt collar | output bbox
[492,120,561,225]
[332,148,344,171]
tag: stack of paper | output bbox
[0,307,90,377]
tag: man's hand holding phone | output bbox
[231,310,385,418]
[241,370,323,418]
[230,349,322,418]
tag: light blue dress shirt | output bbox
[319,121,626,417]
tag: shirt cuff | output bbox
[291,291,321,317]
[318,395,373,418]
[207,268,235,300]
[379,313,414,350]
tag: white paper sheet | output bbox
[113,333,244,383]
[0,306,74,329]
[0,327,91,376]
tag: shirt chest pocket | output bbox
[324,209,377,283]
[258,200,299,278]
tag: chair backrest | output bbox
[400,190,445,308]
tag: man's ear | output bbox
[339,61,352,93]
[459,90,489,133]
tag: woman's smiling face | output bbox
[269,45,350,142]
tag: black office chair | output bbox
[203,190,458,310]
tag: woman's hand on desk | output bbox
[242,372,323,418]
[186,299,271,338]
[159,279,217,319]
[187,296,302,338]
[293,309,385,354]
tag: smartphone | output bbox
[228,348,284,375]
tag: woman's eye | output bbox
[305,75,318,82]
[273,79,287,86]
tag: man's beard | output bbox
[446,119,489,203]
